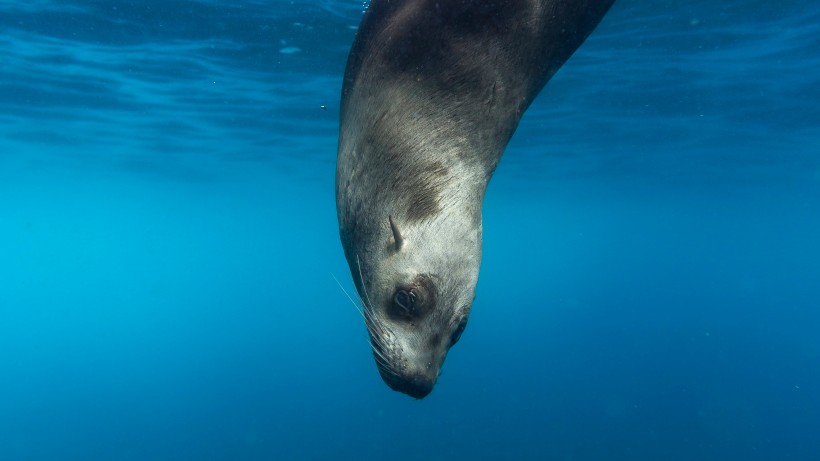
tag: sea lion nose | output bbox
[376,360,439,399]
[390,374,434,399]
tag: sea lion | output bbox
[336,0,615,399]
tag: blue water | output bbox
[1,0,818,459]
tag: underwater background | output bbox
[1,0,818,459]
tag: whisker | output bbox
[368,329,388,353]
[332,273,390,364]
[356,254,377,314]
[353,255,398,341]
[363,307,386,336]
[371,344,389,363]
[374,359,395,376]
[345,255,401,375]
[357,292,388,338]
[331,272,366,321]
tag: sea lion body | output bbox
[336,0,614,398]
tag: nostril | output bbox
[409,377,433,398]
[385,374,434,399]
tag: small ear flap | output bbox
[388,215,404,252]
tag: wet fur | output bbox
[336,0,615,398]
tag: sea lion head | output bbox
[340,208,481,399]
[335,58,490,398]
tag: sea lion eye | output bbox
[393,289,415,314]
[450,319,467,346]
